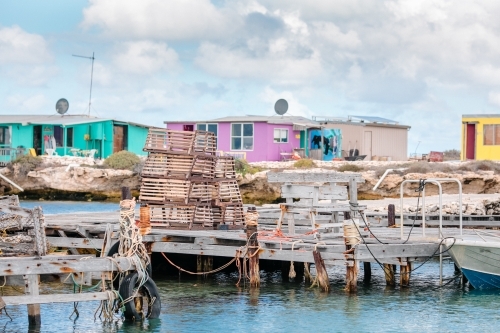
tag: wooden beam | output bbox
[0,256,135,275]
[355,243,438,260]
[267,172,364,183]
[3,292,111,305]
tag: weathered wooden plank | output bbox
[281,185,347,200]
[0,256,135,275]
[151,242,349,262]
[3,291,111,305]
[282,204,367,213]
[47,237,104,249]
[354,243,439,260]
[267,172,364,183]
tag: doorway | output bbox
[113,125,128,153]
[465,124,476,160]
[33,125,42,156]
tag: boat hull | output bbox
[446,239,500,289]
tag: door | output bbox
[113,125,127,153]
[33,125,42,156]
[364,131,372,160]
[466,124,476,160]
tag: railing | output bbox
[0,148,26,166]
[215,151,247,160]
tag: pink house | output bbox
[164,115,320,162]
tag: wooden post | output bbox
[246,211,260,287]
[388,204,395,227]
[345,260,359,293]
[384,264,396,287]
[121,186,132,200]
[24,274,41,327]
[400,261,411,287]
[363,262,372,284]
[312,250,330,292]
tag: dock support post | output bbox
[246,219,260,287]
[312,250,330,292]
[24,274,41,327]
[400,261,411,287]
[345,261,359,293]
[384,264,396,287]
[363,262,372,284]
[388,204,395,227]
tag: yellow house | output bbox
[462,114,500,160]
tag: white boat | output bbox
[445,232,500,289]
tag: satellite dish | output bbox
[274,99,288,116]
[56,98,69,115]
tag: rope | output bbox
[161,251,239,275]
[288,240,303,279]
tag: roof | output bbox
[0,114,157,128]
[165,115,321,128]
[313,115,410,129]
[462,114,500,118]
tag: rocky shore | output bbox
[2,158,500,207]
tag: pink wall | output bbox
[165,121,301,162]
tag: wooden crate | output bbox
[139,178,213,204]
[143,129,216,155]
[215,156,236,179]
[213,180,242,203]
[212,203,245,225]
[142,153,215,179]
[149,204,213,228]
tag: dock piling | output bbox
[24,274,41,327]
[400,261,411,287]
[384,264,396,287]
[312,250,330,292]
[246,217,260,287]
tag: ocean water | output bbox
[1,202,499,332]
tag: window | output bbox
[0,127,10,145]
[273,129,288,143]
[483,125,500,145]
[53,126,64,147]
[66,128,74,147]
[231,123,253,150]
[197,123,218,147]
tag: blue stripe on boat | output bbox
[462,268,500,289]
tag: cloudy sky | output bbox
[2,0,500,154]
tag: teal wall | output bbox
[0,119,150,159]
[128,124,148,156]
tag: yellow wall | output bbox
[462,115,500,160]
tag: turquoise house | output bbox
[0,115,152,162]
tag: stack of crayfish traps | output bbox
[139,129,245,230]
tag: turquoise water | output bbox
[1,202,500,332]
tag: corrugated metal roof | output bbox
[165,115,320,127]
[349,115,399,124]
[0,114,158,128]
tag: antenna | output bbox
[72,52,95,117]
[274,99,288,116]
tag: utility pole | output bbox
[72,52,95,117]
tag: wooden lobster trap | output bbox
[143,129,217,156]
[139,178,213,205]
[149,204,213,229]
[142,153,215,179]
[212,203,245,226]
[215,156,236,179]
[213,180,242,204]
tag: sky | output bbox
[2,0,500,155]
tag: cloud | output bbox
[0,26,52,65]
[81,0,230,40]
[113,41,179,74]
[6,93,49,112]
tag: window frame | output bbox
[273,128,289,143]
[53,125,64,147]
[196,123,218,149]
[230,123,254,151]
[66,127,74,147]
[0,126,9,145]
[483,124,500,146]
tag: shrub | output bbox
[337,164,363,172]
[293,158,316,169]
[235,159,262,176]
[8,155,43,175]
[457,160,500,173]
[103,151,141,171]
[443,149,460,161]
